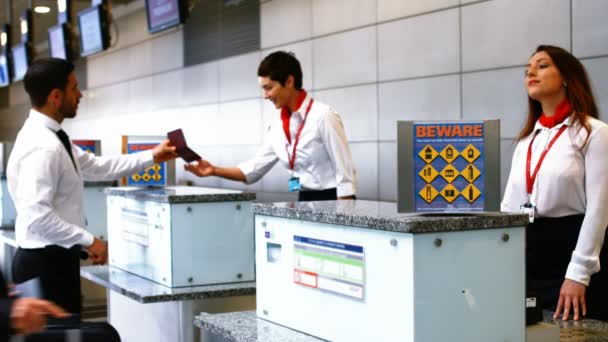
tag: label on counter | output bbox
[293,235,365,300]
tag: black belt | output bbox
[298,188,337,202]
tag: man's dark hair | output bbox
[24,58,75,108]
[258,51,303,90]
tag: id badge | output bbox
[288,177,301,192]
[520,203,536,223]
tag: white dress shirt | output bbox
[7,110,155,249]
[238,93,357,197]
[502,115,608,285]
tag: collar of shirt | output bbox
[28,108,62,132]
[538,98,572,128]
[280,90,308,144]
[533,111,574,132]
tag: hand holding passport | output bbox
[167,129,202,163]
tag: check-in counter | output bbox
[95,186,257,342]
[246,200,527,342]
[195,310,608,342]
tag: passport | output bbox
[167,129,202,163]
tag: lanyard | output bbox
[286,98,314,170]
[525,125,568,196]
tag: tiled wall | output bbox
[54,0,608,201]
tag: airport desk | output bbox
[82,266,255,342]
[195,310,608,342]
[251,200,528,341]
[96,186,258,342]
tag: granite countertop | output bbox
[195,311,608,342]
[543,311,608,341]
[80,265,255,303]
[105,186,256,203]
[194,311,324,342]
[253,200,528,234]
[84,180,118,187]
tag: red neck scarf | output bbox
[281,90,307,144]
[538,99,572,128]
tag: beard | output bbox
[59,100,77,119]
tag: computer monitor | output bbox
[11,43,29,82]
[145,0,188,34]
[77,4,110,57]
[48,23,71,60]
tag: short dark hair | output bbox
[257,51,303,90]
[24,58,75,108]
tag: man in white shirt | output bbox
[7,58,177,316]
[185,51,357,201]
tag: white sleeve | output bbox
[74,145,155,182]
[14,149,94,247]
[237,140,279,184]
[319,109,357,197]
[566,125,608,285]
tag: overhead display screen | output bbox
[48,24,67,60]
[78,6,104,57]
[146,0,182,33]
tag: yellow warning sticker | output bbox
[131,174,141,182]
[462,184,481,203]
[152,164,161,172]
[142,173,151,182]
[440,184,460,203]
[418,184,439,204]
[418,144,439,164]
[461,164,481,183]
[418,164,439,183]
[440,144,459,164]
[461,144,481,164]
[440,164,460,183]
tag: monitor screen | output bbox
[48,24,67,60]
[145,0,182,33]
[78,5,106,57]
[11,43,28,82]
[0,53,9,87]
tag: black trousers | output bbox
[527,215,608,320]
[298,188,338,201]
[24,322,120,342]
[12,245,82,315]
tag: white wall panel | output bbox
[216,100,263,145]
[313,26,377,89]
[378,0,458,22]
[378,142,397,201]
[378,8,460,81]
[378,75,461,140]
[179,61,220,106]
[462,67,528,139]
[350,142,378,199]
[312,0,376,36]
[261,0,312,48]
[583,57,608,123]
[314,84,378,141]
[573,0,608,58]
[462,0,570,71]
[219,51,262,102]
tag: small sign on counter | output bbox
[293,235,365,300]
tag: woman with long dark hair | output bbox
[502,45,608,321]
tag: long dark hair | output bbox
[517,45,599,141]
